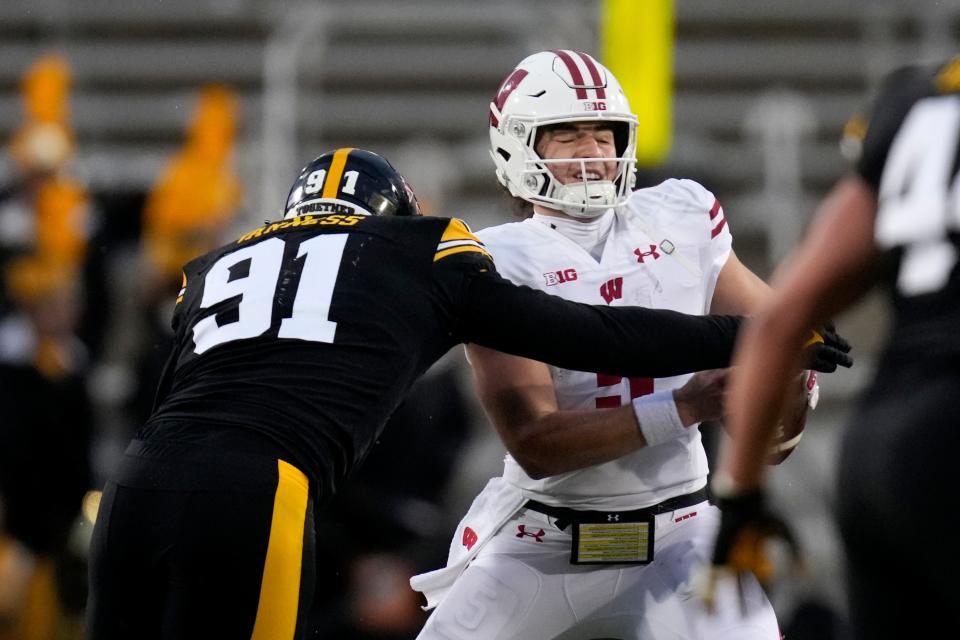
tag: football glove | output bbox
[700,482,803,615]
[804,322,853,373]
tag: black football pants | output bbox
[86,440,316,639]
[836,364,960,640]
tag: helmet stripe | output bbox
[321,147,354,198]
[551,49,588,99]
[576,51,607,99]
[490,68,529,128]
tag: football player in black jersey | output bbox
[705,59,960,639]
[85,148,837,639]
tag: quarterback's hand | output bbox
[673,368,729,426]
[804,322,853,373]
[699,482,803,615]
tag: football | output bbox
[766,371,818,465]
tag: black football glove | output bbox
[805,322,853,373]
[700,486,803,615]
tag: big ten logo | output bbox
[599,277,623,304]
[583,101,607,111]
[543,268,578,286]
[596,374,653,408]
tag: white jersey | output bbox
[476,178,732,510]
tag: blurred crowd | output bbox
[0,53,475,640]
[0,53,242,640]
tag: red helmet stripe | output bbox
[551,49,588,99]
[576,51,607,99]
[490,68,529,128]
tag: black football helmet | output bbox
[283,148,421,219]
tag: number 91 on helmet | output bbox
[284,148,422,219]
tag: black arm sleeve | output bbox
[458,269,742,378]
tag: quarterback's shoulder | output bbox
[628,178,717,212]
[474,219,538,249]
[625,178,729,241]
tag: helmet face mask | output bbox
[489,50,638,219]
[284,148,421,219]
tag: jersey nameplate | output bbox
[237,214,365,244]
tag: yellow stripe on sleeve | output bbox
[936,56,960,93]
[251,460,309,640]
[176,271,187,304]
[321,147,354,198]
[439,218,479,244]
[434,244,493,263]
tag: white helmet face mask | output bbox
[489,50,638,219]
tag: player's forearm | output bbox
[720,310,809,488]
[505,405,643,479]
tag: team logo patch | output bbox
[599,277,623,304]
[544,268,578,286]
[462,526,478,550]
[516,524,546,542]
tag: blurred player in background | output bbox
[141,84,241,295]
[86,147,753,639]
[0,53,92,640]
[0,55,89,318]
[413,50,849,639]
[706,57,960,640]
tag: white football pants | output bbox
[417,501,779,640]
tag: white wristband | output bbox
[633,390,686,447]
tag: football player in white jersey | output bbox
[412,50,840,639]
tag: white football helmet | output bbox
[489,50,638,218]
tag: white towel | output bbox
[409,477,526,610]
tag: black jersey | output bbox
[144,213,741,495]
[853,57,960,358]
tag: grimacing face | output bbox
[534,122,618,185]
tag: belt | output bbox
[524,487,709,531]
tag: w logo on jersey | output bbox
[634,244,661,263]
[600,277,623,304]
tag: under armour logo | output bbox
[607,514,620,522]
[634,244,661,263]
[516,524,545,542]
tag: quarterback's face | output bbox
[535,122,618,185]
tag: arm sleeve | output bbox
[457,269,742,378]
